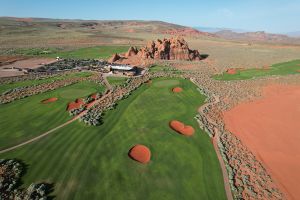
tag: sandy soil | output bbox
[0,58,56,69]
[172,87,182,93]
[223,84,300,200]
[41,97,58,104]
[129,144,151,164]
[169,120,195,136]
[226,68,237,74]
[0,57,57,77]
[0,69,25,77]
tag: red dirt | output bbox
[41,97,58,104]
[172,87,183,93]
[297,70,300,72]
[67,98,84,111]
[129,144,151,164]
[90,93,97,99]
[223,84,300,200]
[226,68,237,75]
[169,120,195,136]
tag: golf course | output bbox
[0,77,226,200]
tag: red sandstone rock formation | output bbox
[108,37,203,64]
[108,53,121,63]
[125,46,138,57]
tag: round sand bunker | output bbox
[41,97,58,104]
[169,120,195,136]
[129,144,151,164]
[172,87,183,93]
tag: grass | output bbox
[0,80,105,149]
[106,76,128,86]
[149,65,180,73]
[7,46,129,59]
[213,59,300,80]
[1,77,226,200]
[0,71,93,94]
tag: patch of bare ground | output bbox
[224,84,300,200]
[0,58,56,69]
[0,57,57,77]
[186,38,300,72]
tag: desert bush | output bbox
[69,106,85,116]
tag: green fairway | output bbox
[1,78,226,200]
[7,46,129,59]
[213,59,300,80]
[106,76,128,86]
[0,71,93,94]
[0,81,105,149]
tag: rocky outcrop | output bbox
[125,46,138,57]
[108,37,203,64]
[108,53,121,63]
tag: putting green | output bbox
[1,78,226,200]
[153,79,180,87]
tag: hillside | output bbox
[215,30,300,45]
[0,17,212,49]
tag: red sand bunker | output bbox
[129,144,151,164]
[67,98,84,111]
[169,120,195,136]
[41,97,58,104]
[172,87,183,93]
[226,68,237,75]
[90,93,97,99]
[224,84,300,199]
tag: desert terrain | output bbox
[0,16,300,200]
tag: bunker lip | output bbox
[169,120,195,136]
[223,84,300,200]
[172,87,183,93]
[41,97,58,104]
[128,144,151,164]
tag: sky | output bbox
[0,0,299,33]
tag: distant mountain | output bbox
[214,30,300,44]
[285,31,300,38]
[194,26,248,33]
[0,17,216,48]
